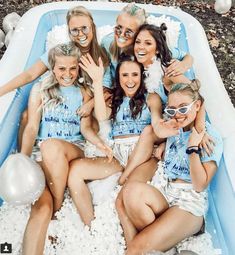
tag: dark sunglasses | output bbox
[114,25,135,39]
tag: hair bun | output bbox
[190,79,201,92]
[160,23,167,32]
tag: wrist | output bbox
[92,79,103,85]
[186,146,201,155]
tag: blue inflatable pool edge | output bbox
[0,2,235,255]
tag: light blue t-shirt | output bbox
[40,51,112,89]
[37,85,84,142]
[163,122,223,182]
[112,96,151,137]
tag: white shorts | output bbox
[151,164,208,217]
[31,139,85,162]
[112,136,139,167]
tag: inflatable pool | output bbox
[0,1,235,254]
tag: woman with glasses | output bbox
[101,3,193,82]
[116,25,210,186]
[122,81,223,254]
[0,6,111,117]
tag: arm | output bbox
[80,88,113,161]
[0,60,48,97]
[79,54,111,121]
[195,102,215,156]
[187,127,217,192]
[147,93,179,139]
[195,101,206,133]
[21,84,42,156]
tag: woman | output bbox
[122,82,223,255]
[101,3,193,81]
[118,24,209,185]
[67,54,165,226]
[0,6,111,116]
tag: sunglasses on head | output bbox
[164,100,196,117]
[69,26,90,37]
[114,25,135,39]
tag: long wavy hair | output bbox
[134,23,172,68]
[66,6,109,91]
[111,55,147,120]
[110,3,147,61]
[40,42,80,110]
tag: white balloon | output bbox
[0,29,5,49]
[0,153,45,205]
[2,12,21,34]
[215,0,232,14]
[4,30,14,48]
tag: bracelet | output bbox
[186,146,201,155]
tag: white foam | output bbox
[0,169,219,255]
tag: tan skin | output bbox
[21,55,91,255]
[123,92,218,255]
[67,56,164,226]
[114,13,193,76]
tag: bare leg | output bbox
[68,157,122,226]
[123,182,168,231]
[18,109,28,151]
[22,187,53,255]
[116,158,158,245]
[120,126,158,183]
[126,206,203,255]
[40,139,84,213]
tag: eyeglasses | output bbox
[69,26,90,37]
[164,101,196,117]
[114,25,135,39]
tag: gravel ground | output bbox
[0,0,234,106]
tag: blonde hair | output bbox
[169,79,204,103]
[40,42,80,110]
[66,6,109,91]
[110,3,147,60]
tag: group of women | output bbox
[0,3,223,255]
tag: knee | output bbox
[30,195,53,222]
[67,160,85,188]
[122,182,143,208]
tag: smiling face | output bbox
[119,61,141,97]
[53,56,79,87]
[68,15,93,49]
[167,92,201,130]
[134,30,157,67]
[115,13,139,49]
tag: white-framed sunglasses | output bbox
[164,100,196,117]
[69,26,90,37]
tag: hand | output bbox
[76,101,93,117]
[154,118,179,138]
[153,142,166,160]
[188,127,205,147]
[165,59,186,77]
[79,54,104,84]
[199,132,215,156]
[96,142,113,163]
[118,173,128,186]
